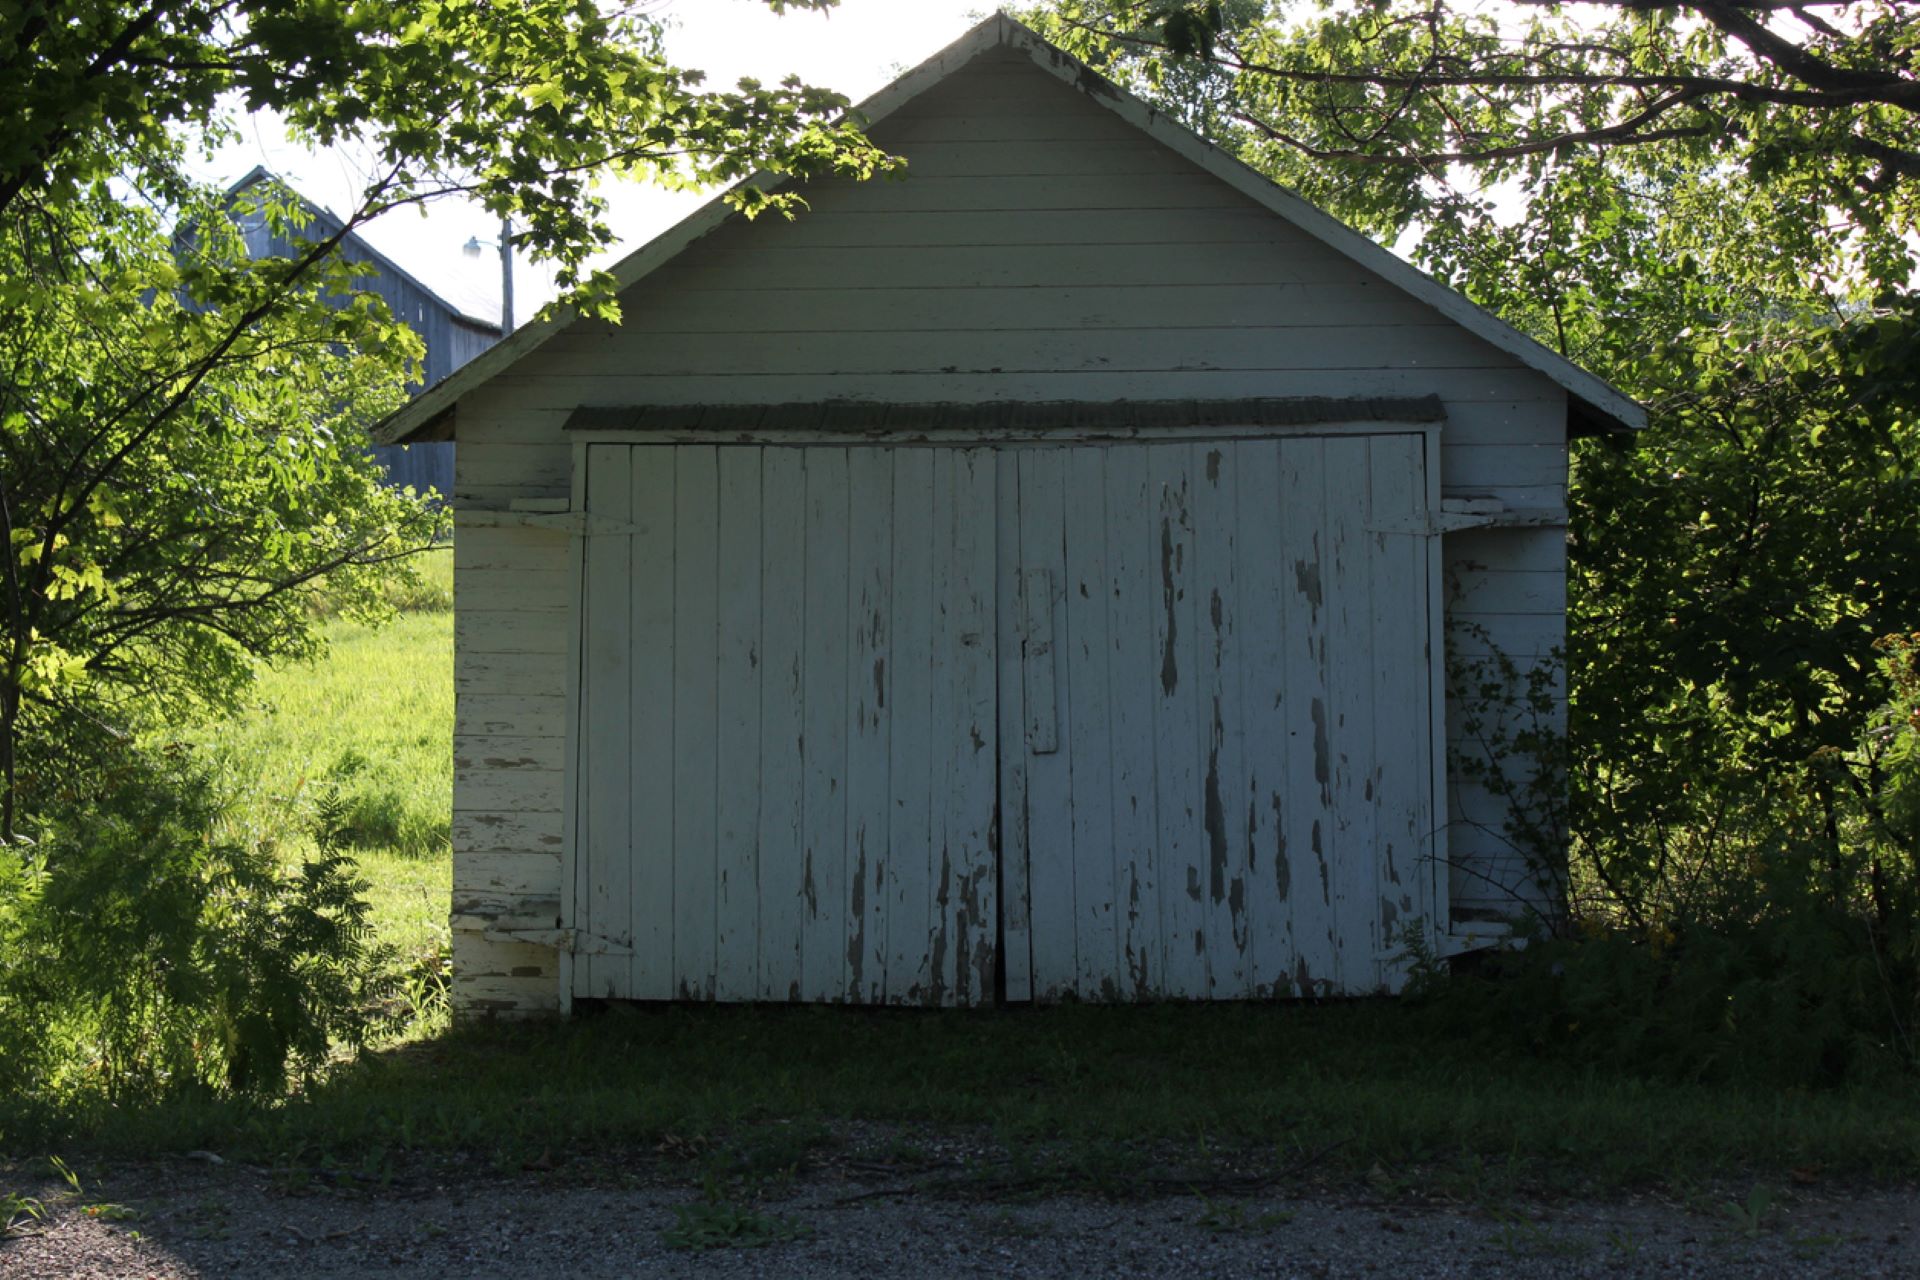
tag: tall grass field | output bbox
[197,547,453,980]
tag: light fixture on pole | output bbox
[462,216,516,336]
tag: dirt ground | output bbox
[2,1153,1914,1278]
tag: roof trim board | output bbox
[373,14,1644,445]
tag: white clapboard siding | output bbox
[1450,612,1565,659]
[453,735,564,772]
[1448,773,1566,921]
[460,851,562,897]
[1445,525,1568,895]
[1449,568,1566,616]
[456,609,569,655]
[454,524,563,571]
[606,284,1446,334]
[857,137,1199,178]
[457,694,566,739]
[645,243,1406,294]
[1449,525,1568,574]
[776,172,1253,214]
[486,369,1555,412]
[459,568,572,613]
[1011,436,1435,999]
[1444,583,1569,924]
[536,326,1511,380]
[746,207,1312,248]
[454,651,566,693]
[1442,445,1567,490]
[492,43,1570,535]
[450,888,558,926]
[452,935,558,1017]
[573,444,999,1005]
[450,510,574,1019]
[453,810,563,853]
[454,768,560,812]
[880,111,1141,142]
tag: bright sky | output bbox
[200,0,988,324]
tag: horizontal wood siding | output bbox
[447,44,1572,1012]
[1444,526,1568,921]
[450,521,570,1016]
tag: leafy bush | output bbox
[1567,301,1920,927]
[1409,890,1918,1088]
[1432,617,1920,1088]
[0,746,394,1102]
[1872,633,1920,858]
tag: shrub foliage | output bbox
[0,747,393,1102]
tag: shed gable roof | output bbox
[376,14,1644,444]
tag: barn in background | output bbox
[375,15,1643,1017]
[227,167,501,495]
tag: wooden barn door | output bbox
[1001,435,1437,1001]
[571,443,1000,1005]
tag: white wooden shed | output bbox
[377,14,1643,1016]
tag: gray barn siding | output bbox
[237,188,497,496]
[237,211,498,389]
[448,45,1567,1010]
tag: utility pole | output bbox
[498,215,514,336]
[464,218,517,336]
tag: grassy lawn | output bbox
[10,1004,1918,1197]
[15,542,1911,1199]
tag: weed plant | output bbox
[0,748,394,1102]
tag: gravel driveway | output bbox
[2,1155,1914,1278]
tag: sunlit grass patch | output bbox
[200,547,452,970]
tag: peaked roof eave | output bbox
[374,13,1644,445]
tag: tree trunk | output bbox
[0,677,16,844]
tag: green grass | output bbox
[6,1004,1917,1194]
[201,546,452,968]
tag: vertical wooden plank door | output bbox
[1009,435,1436,999]
[572,443,999,1005]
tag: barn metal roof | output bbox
[375,15,1645,446]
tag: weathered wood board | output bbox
[571,443,1000,1005]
